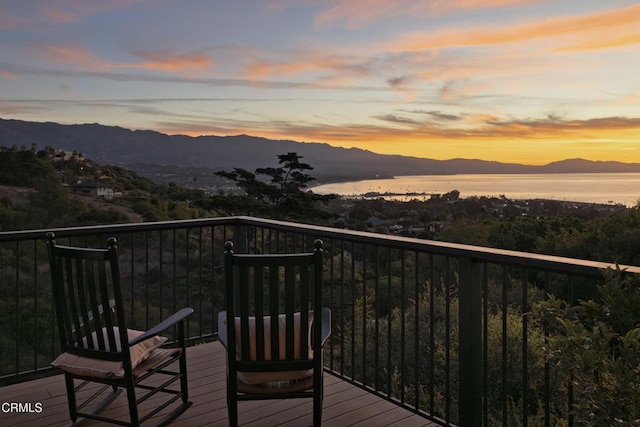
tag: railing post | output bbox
[234,224,249,253]
[458,257,483,427]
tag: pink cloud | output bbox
[618,93,640,106]
[267,0,545,29]
[130,50,214,73]
[37,44,110,71]
[31,43,214,74]
[0,70,18,79]
[242,49,369,86]
[388,3,640,51]
[34,0,147,25]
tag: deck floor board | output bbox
[0,342,439,426]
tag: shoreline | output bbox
[311,172,640,207]
[329,191,628,208]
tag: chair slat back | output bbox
[46,234,128,362]
[224,242,323,368]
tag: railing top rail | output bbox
[233,216,640,276]
[2,215,639,277]
[0,217,233,241]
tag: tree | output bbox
[533,267,640,425]
[208,152,335,221]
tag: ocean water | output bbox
[312,173,640,207]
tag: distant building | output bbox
[365,216,387,227]
[66,181,116,200]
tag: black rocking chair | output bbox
[218,239,331,426]
[46,232,193,426]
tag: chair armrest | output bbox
[129,307,194,346]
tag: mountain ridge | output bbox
[2,117,640,182]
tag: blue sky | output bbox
[1,0,640,164]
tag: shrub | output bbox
[533,267,640,425]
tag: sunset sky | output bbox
[1,1,639,165]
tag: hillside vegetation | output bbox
[0,145,209,231]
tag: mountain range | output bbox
[2,117,640,184]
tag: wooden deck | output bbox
[0,342,438,426]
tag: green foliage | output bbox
[0,145,209,229]
[0,145,57,186]
[533,268,640,426]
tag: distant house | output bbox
[66,181,115,200]
[365,216,387,227]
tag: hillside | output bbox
[2,118,640,184]
[0,147,208,231]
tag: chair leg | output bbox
[126,380,139,426]
[179,322,190,405]
[313,363,325,427]
[227,395,238,427]
[227,376,238,427]
[313,382,323,426]
[64,374,78,422]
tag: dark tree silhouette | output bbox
[208,152,335,221]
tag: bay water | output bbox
[312,173,640,207]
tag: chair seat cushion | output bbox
[51,327,167,378]
[218,311,314,384]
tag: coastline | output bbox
[312,172,640,207]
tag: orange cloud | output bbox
[618,93,640,106]
[34,0,147,25]
[0,70,17,79]
[267,0,545,30]
[556,33,640,52]
[32,43,214,74]
[242,50,372,88]
[38,44,109,71]
[389,3,640,51]
[245,58,329,78]
[131,50,213,73]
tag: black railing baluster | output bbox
[32,241,38,372]
[483,262,489,427]
[350,240,356,381]
[362,243,367,386]
[374,245,380,392]
[400,249,406,404]
[159,230,164,324]
[329,237,335,372]
[185,228,190,339]
[387,247,392,398]
[429,253,435,415]
[340,239,345,376]
[198,226,203,339]
[502,266,508,427]
[144,232,149,329]
[445,256,451,423]
[522,270,529,427]
[15,240,20,376]
[172,229,177,325]
[414,251,420,413]
[130,232,135,327]
[544,271,550,427]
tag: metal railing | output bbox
[1,216,637,426]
